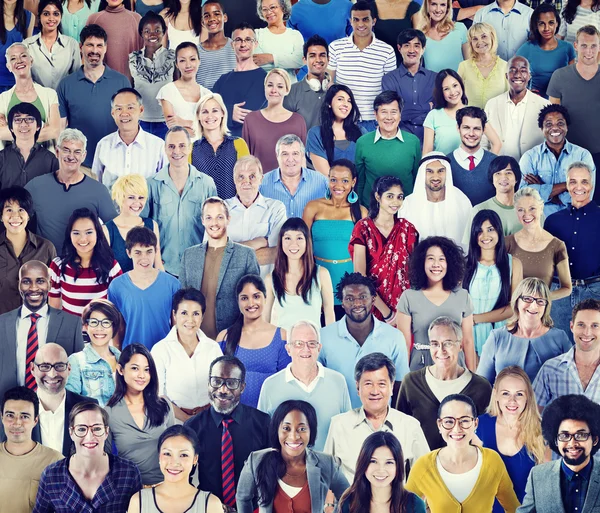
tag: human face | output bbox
[441,75,463,106]
[438,400,477,447]
[516,292,547,324]
[277,142,303,178]
[70,410,108,457]
[86,310,114,348]
[118,353,151,393]
[492,165,517,195]
[278,410,310,458]
[357,367,393,415]
[174,300,203,337]
[542,111,567,147]
[141,20,164,49]
[231,28,257,60]
[265,72,287,106]
[234,164,262,198]
[350,9,375,39]
[342,284,374,323]
[459,115,483,150]
[470,30,492,56]
[574,32,600,67]
[496,374,528,420]
[281,229,306,260]
[202,2,227,33]
[328,165,355,201]
[507,58,530,95]
[121,192,146,217]
[201,202,229,240]
[305,44,328,79]
[330,90,352,121]
[81,36,107,68]
[571,309,600,354]
[537,12,558,42]
[2,200,28,234]
[398,37,424,69]
[111,92,143,133]
[238,282,265,321]
[71,218,97,258]
[428,0,448,22]
[2,399,37,444]
[567,167,593,208]
[366,446,396,488]
[429,324,461,371]
[516,196,542,229]
[209,361,245,414]
[375,101,401,138]
[159,435,198,483]
[261,0,283,26]
[6,45,31,75]
[287,323,321,365]
[424,161,446,192]
[39,2,61,33]
[199,98,224,132]
[57,139,86,173]
[127,244,156,271]
[557,419,597,467]
[11,112,39,140]
[477,219,499,251]
[175,46,200,78]
[165,130,191,168]
[19,265,50,311]
[32,346,70,395]
[375,185,404,217]
[424,245,447,285]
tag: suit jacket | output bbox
[179,240,260,334]
[518,458,600,513]
[484,90,550,159]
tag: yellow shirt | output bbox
[458,58,509,109]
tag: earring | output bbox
[348,188,358,204]
[326,189,332,200]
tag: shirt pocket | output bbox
[29,479,40,508]
[154,196,177,220]
[82,368,107,395]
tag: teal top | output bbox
[61,0,101,41]
[424,22,468,72]
[423,108,461,155]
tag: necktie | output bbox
[468,155,476,171]
[221,418,236,507]
[25,313,40,390]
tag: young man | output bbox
[108,227,180,350]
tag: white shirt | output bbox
[16,305,50,386]
[436,447,483,502]
[374,128,404,143]
[284,362,325,394]
[425,367,473,403]
[38,393,66,453]
[453,146,485,170]
[502,92,528,160]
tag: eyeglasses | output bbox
[260,4,279,14]
[59,147,84,156]
[233,37,256,45]
[34,362,68,372]
[87,318,114,329]
[520,296,549,307]
[13,117,36,125]
[209,376,242,390]
[289,340,319,349]
[72,424,107,437]
[342,294,371,304]
[557,432,592,443]
[439,416,475,430]
[430,341,459,351]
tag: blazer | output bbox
[518,459,600,513]
[236,448,349,513]
[179,241,260,334]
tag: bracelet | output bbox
[383,309,394,321]
[386,312,397,325]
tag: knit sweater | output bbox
[447,149,497,205]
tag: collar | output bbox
[398,62,426,77]
[155,163,202,182]
[542,140,573,155]
[349,33,378,50]
[352,406,393,429]
[561,457,593,481]
[110,127,147,149]
[336,314,379,341]
[38,393,66,415]
[210,403,244,427]
[570,200,597,214]
[0,229,39,249]
[228,193,267,211]
[83,343,120,364]
[273,167,308,183]
[75,64,114,82]
[505,90,530,105]
[20,303,49,320]
[374,128,404,143]
[284,362,325,383]
[490,0,525,13]
[455,145,484,162]
[33,33,66,49]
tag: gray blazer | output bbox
[236,448,349,513]
[179,241,260,334]
[518,459,600,513]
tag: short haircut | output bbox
[82,299,122,333]
[138,10,166,37]
[303,34,328,58]
[165,125,191,143]
[288,320,320,344]
[68,401,109,428]
[8,103,42,142]
[507,277,553,331]
[576,24,600,40]
[507,55,530,71]
[397,28,426,47]
[111,87,143,109]
[456,106,487,129]
[57,128,87,151]
[538,103,570,129]
[567,161,594,181]
[514,186,544,208]
[209,355,247,383]
[203,0,225,12]
[276,133,305,156]
[5,42,30,62]
[265,67,291,94]
[80,24,108,44]
[256,0,291,22]
[468,23,498,58]
[335,271,377,302]
[0,186,34,217]
[111,173,148,206]
[202,196,229,218]
[373,90,403,113]
[2,386,39,418]
[172,287,207,315]
[572,299,600,322]
[125,226,157,251]
[438,393,477,418]
[233,155,263,178]
[351,0,375,17]
[354,352,396,383]
[487,156,522,189]
[428,316,463,341]
[232,21,255,36]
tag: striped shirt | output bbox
[196,38,237,90]
[328,35,396,121]
[49,258,122,316]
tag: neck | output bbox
[203,127,223,143]
[461,143,480,155]
[575,347,600,366]
[364,405,388,423]
[430,364,462,380]
[374,210,395,225]
[290,362,318,385]
[518,319,544,337]
[480,246,496,263]
[236,56,258,71]
[124,388,144,405]
[5,228,27,246]
[238,192,258,208]
[106,3,124,11]
[281,171,302,188]
[4,439,36,457]
[15,78,34,91]
[565,455,591,473]
[371,485,392,505]
[206,31,226,44]
[405,61,420,75]
[169,163,190,178]
[576,60,599,75]
[282,450,306,467]
[78,253,92,268]
[572,199,591,209]
[3,2,15,14]
[510,87,528,103]
[497,0,516,11]
[345,314,374,342]
[207,235,227,248]
[495,190,515,206]
[426,187,446,203]
[177,329,199,346]
[37,388,65,413]
[144,45,160,59]
[57,168,84,185]
[521,221,544,239]
[287,259,303,274]
[16,137,35,154]
[83,64,105,80]
[442,444,477,463]
[129,266,157,280]
[379,127,399,139]
[118,126,139,146]
[91,343,113,359]
[71,451,108,474]
[306,70,326,82]
[352,33,373,49]
[428,279,445,292]
[546,140,565,157]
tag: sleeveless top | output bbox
[105,217,154,273]
[166,21,198,49]
[135,0,164,16]
[140,487,211,513]
[8,91,46,122]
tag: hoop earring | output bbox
[326,189,332,200]
[348,188,358,204]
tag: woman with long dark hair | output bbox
[159,0,201,49]
[106,343,174,485]
[48,208,122,316]
[338,431,426,513]
[558,0,600,44]
[0,0,33,92]
[236,400,348,513]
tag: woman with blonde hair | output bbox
[103,173,163,272]
[458,22,508,108]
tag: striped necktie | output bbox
[25,313,41,390]
[221,418,236,507]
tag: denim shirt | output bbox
[66,344,120,407]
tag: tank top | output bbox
[140,488,211,513]
[135,0,163,16]
[105,217,154,273]
[8,92,46,122]
[167,21,198,49]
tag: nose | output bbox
[47,367,57,377]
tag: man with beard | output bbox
[319,272,409,408]
[518,394,600,512]
[185,356,270,511]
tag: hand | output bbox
[452,0,460,7]
[523,173,544,185]
[0,114,7,127]
[233,101,251,124]
[252,53,274,66]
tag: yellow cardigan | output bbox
[405,447,520,513]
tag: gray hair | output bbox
[57,128,87,151]
[256,0,292,22]
[233,155,263,178]
[507,55,530,71]
[5,42,30,62]
[428,316,463,341]
[276,134,305,156]
[165,125,191,143]
[514,186,544,207]
[567,161,595,182]
[288,320,320,344]
[354,352,396,383]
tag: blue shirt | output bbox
[306,125,364,165]
[561,458,593,513]
[0,11,32,87]
[288,0,352,44]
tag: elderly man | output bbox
[259,134,328,217]
[324,353,429,482]
[258,320,351,450]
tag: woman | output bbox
[476,277,572,384]
[254,0,304,83]
[23,0,79,90]
[505,187,572,300]
[152,288,223,421]
[236,400,349,513]
[33,402,142,512]
[265,217,335,332]
[338,431,426,513]
[517,4,575,98]
[559,0,600,44]
[349,176,417,323]
[242,68,307,173]
[191,92,250,199]
[133,0,162,16]
[66,299,121,406]
[127,425,223,513]
[103,174,163,273]
[464,209,523,356]
[303,159,367,318]
[370,0,422,63]
[48,208,122,316]
[475,366,544,513]
[129,11,175,140]
[458,23,508,109]
[0,0,33,92]
[156,41,210,140]
[61,0,100,41]
[406,394,520,513]
[397,236,476,371]
[106,343,175,486]
[420,0,469,72]
[306,84,364,177]
[159,0,201,49]
[217,274,290,408]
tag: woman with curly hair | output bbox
[558,0,600,44]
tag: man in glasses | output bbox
[185,355,269,511]
[519,394,600,512]
[258,320,351,450]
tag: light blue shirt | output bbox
[319,315,410,408]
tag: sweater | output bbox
[447,149,497,205]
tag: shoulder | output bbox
[231,241,256,257]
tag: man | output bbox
[447,106,496,205]
[355,90,421,206]
[381,29,436,143]
[518,394,600,512]
[328,1,396,132]
[484,56,550,160]
[56,24,130,170]
[213,22,267,137]
[185,356,270,508]
[25,129,117,251]
[0,386,63,513]
[92,88,166,189]
[319,272,409,408]
[519,104,595,217]
[145,126,217,277]
[260,134,328,217]
[284,35,330,130]
[258,320,351,451]
[324,353,429,482]
[0,103,58,189]
[180,198,260,339]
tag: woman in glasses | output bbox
[406,394,519,513]
[476,277,571,384]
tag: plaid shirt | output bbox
[33,454,142,513]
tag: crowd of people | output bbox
[0,0,599,511]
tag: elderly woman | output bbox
[476,277,572,384]
[191,92,250,199]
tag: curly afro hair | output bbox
[335,272,377,302]
[408,236,465,291]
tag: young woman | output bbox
[236,400,349,513]
[370,0,422,62]
[558,0,600,44]
[349,175,418,324]
[127,425,223,513]
[0,0,33,92]
[217,274,290,408]
[338,431,426,513]
[159,0,201,49]
[106,343,175,486]
[264,217,335,333]
[464,209,523,356]
[61,0,100,41]
[306,84,364,177]
[48,208,122,316]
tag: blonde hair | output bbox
[419,0,454,35]
[468,22,498,60]
[111,174,148,207]
[507,277,553,332]
[514,186,544,208]
[196,92,230,138]
[265,68,291,95]
[487,366,545,465]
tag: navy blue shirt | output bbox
[560,458,593,513]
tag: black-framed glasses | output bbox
[439,416,475,430]
[557,432,592,443]
[34,362,68,372]
[13,117,36,125]
[87,318,114,329]
[520,295,549,307]
[289,340,319,349]
[72,424,107,437]
[209,377,242,390]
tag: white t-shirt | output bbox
[425,367,473,403]
[436,448,483,503]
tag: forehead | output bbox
[143,20,162,29]
[425,245,444,257]
[20,266,49,280]
[426,162,446,172]
[131,243,154,251]
[3,399,35,415]
[202,2,223,13]
[235,164,260,175]
[290,324,318,341]
[352,9,372,18]
[73,410,104,425]
[440,399,473,417]
[233,28,255,39]
[360,367,391,382]
[573,309,600,323]
[37,345,66,363]
[279,142,301,153]
[8,46,28,57]
[494,165,514,174]
[281,410,308,424]
[577,33,600,45]
[568,167,592,180]
[201,98,222,110]
[430,324,456,340]
[203,202,227,216]
[41,2,61,10]
[377,101,400,110]
[166,131,189,144]
[3,199,22,208]
[212,361,243,379]
[113,92,139,106]
[307,45,327,54]
[460,116,483,127]
[342,283,371,296]
[543,111,565,123]
[329,166,352,178]
[402,37,422,46]
[83,36,105,45]
[509,57,529,69]
[558,418,591,433]
[61,139,84,149]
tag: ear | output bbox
[117,364,124,376]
